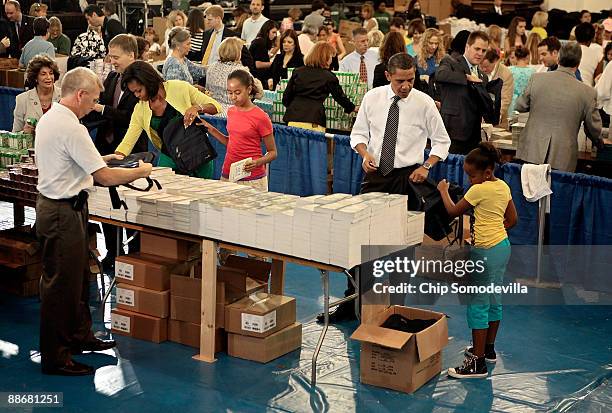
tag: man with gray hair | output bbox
[515,42,603,172]
[35,67,152,376]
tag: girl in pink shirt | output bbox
[202,69,277,191]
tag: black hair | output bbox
[514,46,529,60]
[575,22,595,43]
[538,36,561,52]
[255,20,278,50]
[484,48,500,63]
[121,61,164,100]
[33,17,49,36]
[228,69,261,99]
[84,4,103,16]
[450,30,470,54]
[387,52,414,73]
[605,42,612,62]
[465,142,501,171]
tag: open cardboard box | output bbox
[351,306,448,393]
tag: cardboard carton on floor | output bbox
[115,253,191,291]
[225,293,296,338]
[140,233,200,261]
[111,308,168,343]
[116,283,170,318]
[168,319,226,352]
[170,290,225,327]
[228,322,302,363]
[351,306,448,393]
[0,229,40,266]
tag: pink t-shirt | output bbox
[222,105,273,180]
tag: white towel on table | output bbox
[521,164,552,202]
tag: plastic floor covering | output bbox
[0,208,611,412]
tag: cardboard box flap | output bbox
[224,255,271,283]
[226,293,292,315]
[350,324,412,350]
[415,316,449,361]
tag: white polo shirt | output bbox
[35,103,107,199]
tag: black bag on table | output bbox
[408,177,464,241]
[162,117,217,175]
[104,151,161,210]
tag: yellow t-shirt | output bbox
[531,27,548,40]
[464,179,512,248]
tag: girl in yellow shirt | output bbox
[437,142,518,379]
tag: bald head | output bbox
[61,67,104,98]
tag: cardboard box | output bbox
[6,69,25,88]
[116,283,170,318]
[227,322,302,363]
[351,306,448,393]
[168,319,226,352]
[170,285,225,327]
[225,293,296,338]
[0,262,42,280]
[140,233,198,261]
[115,253,188,291]
[0,230,40,266]
[111,308,168,343]
[0,277,39,296]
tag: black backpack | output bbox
[162,118,217,175]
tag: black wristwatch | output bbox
[422,162,432,170]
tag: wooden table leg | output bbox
[13,203,25,227]
[193,239,218,363]
[269,258,285,295]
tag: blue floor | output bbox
[0,206,611,411]
[1,263,611,412]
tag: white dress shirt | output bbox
[241,15,269,47]
[596,62,612,116]
[495,5,502,15]
[351,85,450,168]
[208,26,225,65]
[339,49,380,89]
[35,103,106,199]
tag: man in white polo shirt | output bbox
[241,0,268,47]
[35,67,152,376]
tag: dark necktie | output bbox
[359,55,368,83]
[378,96,401,176]
[105,75,122,144]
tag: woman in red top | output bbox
[202,69,277,191]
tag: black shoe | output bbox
[73,339,117,354]
[316,304,357,324]
[448,354,488,379]
[42,360,94,376]
[465,345,497,362]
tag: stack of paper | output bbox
[238,203,259,247]
[405,211,425,245]
[86,187,111,218]
[274,207,294,255]
[330,203,372,268]
[292,203,317,259]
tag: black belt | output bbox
[41,191,89,211]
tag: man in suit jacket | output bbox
[84,4,125,48]
[82,34,145,271]
[515,42,603,172]
[436,30,491,154]
[4,0,34,58]
[201,5,255,73]
[480,48,514,128]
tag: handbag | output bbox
[162,117,217,175]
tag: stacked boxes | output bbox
[0,227,42,296]
[270,70,368,131]
[168,255,270,354]
[111,234,199,343]
[225,293,302,363]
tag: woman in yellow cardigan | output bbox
[115,61,222,178]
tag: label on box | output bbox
[115,261,134,281]
[241,310,276,333]
[116,287,135,307]
[112,313,131,333]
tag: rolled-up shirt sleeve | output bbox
[425,101,450,161]
[350,94,370,151]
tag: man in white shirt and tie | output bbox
[241,0,268,47]
[493,0,503,16]
[322,53,450,323]
[339,28,379,89]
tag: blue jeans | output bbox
[467,238,511,329]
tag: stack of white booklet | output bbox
[88,176,426,268]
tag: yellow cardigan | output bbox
[115,80,222,155]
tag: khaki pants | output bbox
[36,195,95,369]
